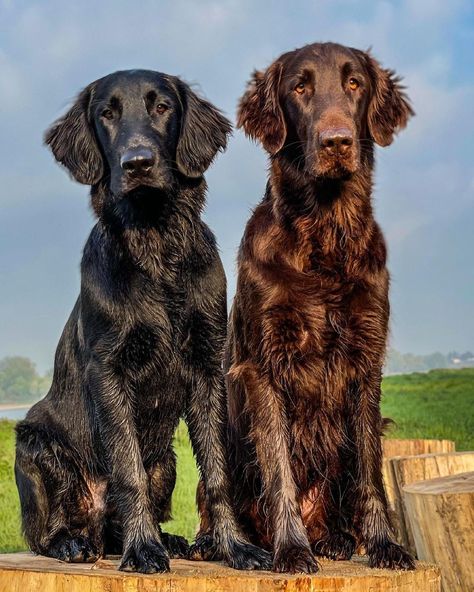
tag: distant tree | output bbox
[385,349,451,375]
[424,352,449,370]
[0,356,51,404]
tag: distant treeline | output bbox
[0,357,52,405]
[385,349,474,375]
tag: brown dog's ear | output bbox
[44,85,103,185]
[237,62,286,154]
[175,80,232,178]
[363,53,414,147]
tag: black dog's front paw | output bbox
[313,531,356,561]
[226,539,273,571]
[273,545,319,574]
[160,531,189,559]
[188,533,223,561]
[119,540,170,573]
[48,534,99,563]
[368,540,415,570]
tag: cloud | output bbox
[0,0,473,368]
[0,50,27,112]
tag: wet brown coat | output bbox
[197,42,415,573]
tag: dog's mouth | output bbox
[120,185,177,206]
[313,153,359,180]
[317,161,356,180]
[118,172,175,196]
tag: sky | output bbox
[0,0,473,372]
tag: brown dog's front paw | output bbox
[273,545,319,574]
[368,541,415,570]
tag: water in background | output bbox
[0,408,29,421]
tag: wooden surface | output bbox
[404,471,474,592]
[381,439,455,546]
[0,552,441,592]
[391,451,474,555]
[382,439,456,459]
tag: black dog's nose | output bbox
[319,128,354,155]
[120,147,155,174]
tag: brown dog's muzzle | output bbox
[314,117,359,178]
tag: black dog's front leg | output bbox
[87,360,169,573]
[354,371,415,570]
[184,264,271,571]
[186,366,272,570]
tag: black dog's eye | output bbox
[101,108,114,120]
[295,82,306,94]
[156,103,169,115]
[348,78,360,91]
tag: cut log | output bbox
[404,471,474,592]
[382,439,456,459]
[381,439,455,545]
[0,552,441,592]
[391,451,474,555]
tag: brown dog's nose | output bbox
[319,128,354,155]
[120,147,155,174]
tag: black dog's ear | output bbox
[44,85,103,185]
[237,62,286,154]
[175,80,232,178]
[362,52,414,147]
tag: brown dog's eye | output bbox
[349,78,359,91]
[101,108,114,120]
[295,82,306,94]
[156,103,169,114]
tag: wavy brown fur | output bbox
[194,42,415,573]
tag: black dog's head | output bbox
[238,42,413,179]
[45,70,231,195]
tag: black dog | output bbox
[15,70,271,573]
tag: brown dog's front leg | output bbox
[241,365,319,574]
[87,361,169,573]
[353,372,415,570]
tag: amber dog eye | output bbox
[349,78,359,91]
[101,108,114,120]
[156,103,169,114]
[295,82,306,94]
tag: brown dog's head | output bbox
[238,42,413,179]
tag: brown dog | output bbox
[192,42,414,574]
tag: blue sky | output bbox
[1,0,473,371]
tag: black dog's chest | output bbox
[113,275,190,372]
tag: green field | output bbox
[0,368,472,553]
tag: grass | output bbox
[0,367,472,552]
[0,420,25,552]
[381,368,474,450]
[165,422,199,541]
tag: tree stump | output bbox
[0,552,441,592]
[404,471,474,592]
[381,439,455,545]
[391,451,474,555]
